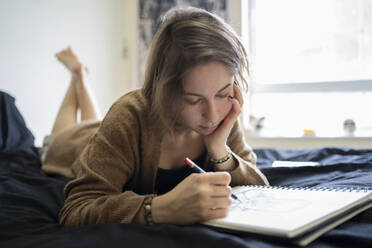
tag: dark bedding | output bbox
[1,91,372,248]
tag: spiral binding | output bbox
[238,185,371,193]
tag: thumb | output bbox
[218,97,241,131]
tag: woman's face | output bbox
[179,61,234,136]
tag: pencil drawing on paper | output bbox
[231,188,310,213]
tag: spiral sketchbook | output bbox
[203,186,372,246]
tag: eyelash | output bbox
[186,94,229,105]
[217,94,229,99]
[187,99,202,105]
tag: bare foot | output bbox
[55,47,83,75]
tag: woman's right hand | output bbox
[151,172,233,225]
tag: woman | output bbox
[40,46,100,179]
[55,7,268,227]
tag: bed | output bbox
[1,90,372,248]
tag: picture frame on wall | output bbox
[136,0,228,88]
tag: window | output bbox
[244,0,372,137]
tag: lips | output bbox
[200,125,218,133]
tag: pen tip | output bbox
[231,194,242,203]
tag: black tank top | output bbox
[155,153,206,195]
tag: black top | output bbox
[155,153,206,195]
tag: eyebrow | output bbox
[184,82,232,97]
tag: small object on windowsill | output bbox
[343,118,356,137]
[255,116,265,131]
[303,129,316,137]
[248,115,265,136]
[272,161,319,167]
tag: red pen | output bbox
[184,157,241,202]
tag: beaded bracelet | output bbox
[209,148,232,164]
[143,196,154,225]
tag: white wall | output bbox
[0,0,138,146]
[3,0,367,150]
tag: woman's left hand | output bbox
[203,83,243,159]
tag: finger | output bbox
[210,185,233,198]
[232,83,244,106]
[203,208,229,221]
[216,97,240,129]
[215,96,241,131]
[205,197,232,209]
[228,97,241,117]
[203,172,231,185]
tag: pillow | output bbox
[0,91,38,159]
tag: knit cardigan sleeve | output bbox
[59,96,149,227]
[210,121,269,186]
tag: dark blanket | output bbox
[1,91,372,248]
[0,91,39,159]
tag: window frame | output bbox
[244,0,372,95]
[235,0,372,141]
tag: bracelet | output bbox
[209,148,232,165]
[143,196,154,225]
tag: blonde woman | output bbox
[55,7,268,227]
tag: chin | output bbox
[202,130,215,136]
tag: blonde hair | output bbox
[143,7,249,130]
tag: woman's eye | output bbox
[217,94,229,99]
[186,98,202,105]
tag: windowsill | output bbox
[245,134,372,149]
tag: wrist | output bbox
[151,195,170,224]
[208,145,229,160]
[143,196,154,225]
[213,154,236,171]
[209,146,232,164]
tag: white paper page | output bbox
[205,186,371,237]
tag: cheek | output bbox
[179,107,201,126]
[217,100,233,119]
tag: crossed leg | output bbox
[51,47,99,134]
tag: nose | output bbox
[202,100,219,125]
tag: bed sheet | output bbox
[1,91,371,248]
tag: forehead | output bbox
[183,62,234,93]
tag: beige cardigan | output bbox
[57,89,269,227]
